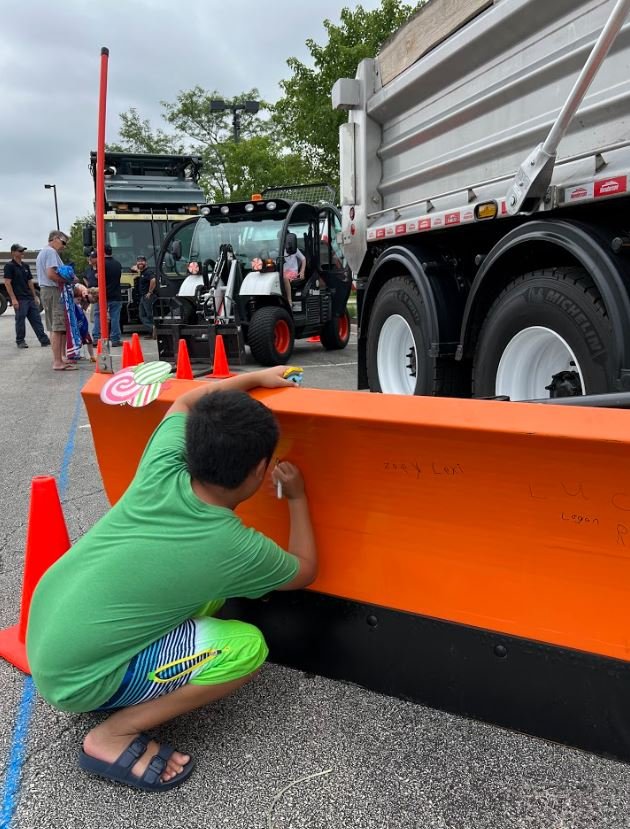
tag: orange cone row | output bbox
[175,334,236,380]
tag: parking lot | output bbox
[2,310,630,829]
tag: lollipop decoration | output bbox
[133,361,171,385]
[100,360,173,407]
[100,369,143,405]
[129,382,162,408]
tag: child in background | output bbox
[282,246,305,300]
[74,285,96,362]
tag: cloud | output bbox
[0,0,382,248]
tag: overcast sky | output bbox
[0,0,381,250]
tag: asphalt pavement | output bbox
[1,311,630,829]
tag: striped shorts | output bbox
[98,602,267,710]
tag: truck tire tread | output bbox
[472,266,612,398]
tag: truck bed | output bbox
[368,0,630,221]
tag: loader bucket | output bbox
[82,372,630,761]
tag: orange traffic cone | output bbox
[0,476,71,674]
[206,334,236,379]
[95,338,102,373]
[131,332,144,365]
[121,340,135,369]
[176,338,193,380]
[307,335,321,343]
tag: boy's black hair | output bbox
[185,390,279,489]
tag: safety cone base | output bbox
[0,625,30,674]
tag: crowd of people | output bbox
[2,230,158,372]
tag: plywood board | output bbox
[378,0,494,86]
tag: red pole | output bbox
[96,47,109,342]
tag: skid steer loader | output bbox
[153,190,352,367]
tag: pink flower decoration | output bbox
[187,261,200,274]
[251,258,263,271]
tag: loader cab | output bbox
[277,202,348,302]
[154,197,352,367]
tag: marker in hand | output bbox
[276,459,283,499]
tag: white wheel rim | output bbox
[495,326,585,400]
[377,314,417,394]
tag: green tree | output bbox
[62,214,95,278]
[107,108,182,154]
[111,88,316,202]
[274,0,420,186]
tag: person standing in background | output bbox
[36,230,76,371]
[135,255,157,338]
[83,251,98,288]
[83,251,98,327]
[92,244,123,347]
[4,244,50,349]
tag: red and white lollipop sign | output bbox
[100,361,173,407]
[100,369,142,406]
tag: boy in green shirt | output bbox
[27,366,317,792]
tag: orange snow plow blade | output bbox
[82,372,630,662]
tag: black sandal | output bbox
[79,733,195,791]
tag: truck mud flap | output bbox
[81,379,630,761]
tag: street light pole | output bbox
[210,99,261,143]
[44,184,60,230]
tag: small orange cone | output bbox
[176,338,193,380]
[131,332,144,365]
[95,338,102,372]
[122,340,136,369]
[307,335,321,343]
[206,334,236,379]
[0,476,71,674]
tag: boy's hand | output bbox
[257,366,297,389]
[272,461,305,500]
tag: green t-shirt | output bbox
[26,413,298,713]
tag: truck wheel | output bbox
[0,292,7,316]
[472,268,615,400]
[367,276,466,395]
[248,306,295,366]
[320,310,351,350]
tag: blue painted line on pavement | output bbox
[0,376,85,829]
[57,379,84,501]
[0,681,35,829]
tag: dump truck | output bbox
[333,0,630,400]
[153,185,352,366]
[85,151,205,328]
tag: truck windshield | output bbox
[105,219,171,270]
[162,215,285,278]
